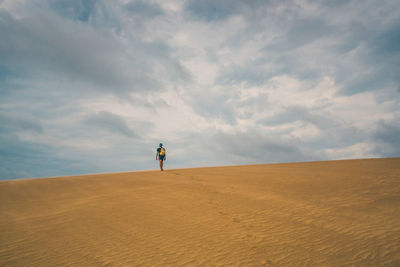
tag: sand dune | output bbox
[1,158,399,266]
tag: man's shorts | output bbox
[159,155,165,161]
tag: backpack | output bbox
[159,147,165,156]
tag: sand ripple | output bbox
[1,158,399,266]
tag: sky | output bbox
[1,0,399,180]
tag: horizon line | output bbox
[2,157,399,182]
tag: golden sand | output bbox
[1,158,399,266]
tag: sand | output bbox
[0,158,399,266]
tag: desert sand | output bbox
[0,158,399,266]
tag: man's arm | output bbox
[155,151,158,160]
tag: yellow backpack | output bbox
[159,147,165,156]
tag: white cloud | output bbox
[1,0,399,179]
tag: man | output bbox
[156,143,166,171]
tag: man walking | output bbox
[156,143,166,171]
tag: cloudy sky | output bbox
[1,0,399,179]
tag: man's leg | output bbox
[159,160,163,171]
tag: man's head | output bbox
[159,143,163,147]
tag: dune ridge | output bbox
[1,158,399,266]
